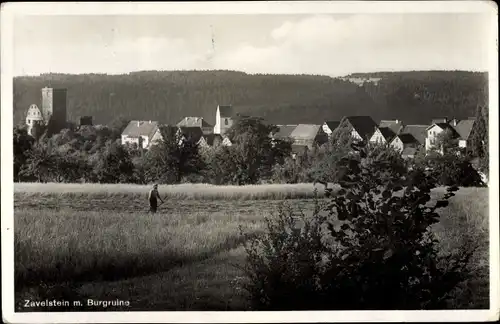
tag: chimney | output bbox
[149,120,151,124]
[395,119,399,124]
[137,121,140,127]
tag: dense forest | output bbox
[13,70,488,127]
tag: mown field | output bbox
[13,183,489,311]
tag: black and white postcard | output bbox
[1,1,498,323]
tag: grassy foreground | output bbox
[13,184,489,311]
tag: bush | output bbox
[240,143,474,310]
[271,158,302,184]
[424,152,485,187]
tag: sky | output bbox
[12,13,492,77]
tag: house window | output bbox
[224,119,228,125]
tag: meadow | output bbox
[13,183,489,311]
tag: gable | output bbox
[343,116,378,140]
[370,128,384,140]
[324,121,340,132]
[378,127,397,141]
[426,124,443,132]
[389,136,402,146]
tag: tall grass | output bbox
[14,182,335,201]
[15,208,266,288]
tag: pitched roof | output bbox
[398,133,418,144]
[343,116,378,140]
[177,117,212,128]
[400,125,428,145]
[378,127,398,141]
[324,121,340,132]
[452,119,475,140]
[379,120,403,134]
[122,120,159,138]
[290,124,322,140]
[273,125,298,139]
[203,133,223,146]
[217,105,233,118]
[178,126,204,142]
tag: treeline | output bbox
[13,111,488,187]
[13,70,487,126]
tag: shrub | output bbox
[240,143,474,310]
[424,152,485,187]
[271,157,302,184]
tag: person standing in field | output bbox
[148,184,164,213]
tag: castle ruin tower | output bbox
[41,87,67,134]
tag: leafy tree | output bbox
[109,116,130,140]
[93,140,135,183]
[202,146,239,185]
[240,142,473,310]
[19,139,57,182]
[13,126,35,181]
[268,137,293,169]
[226,116,278,185]
[307,125,354,185]
[142,125,203,184]
[271,156,302,184]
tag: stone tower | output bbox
[41,87,67,133]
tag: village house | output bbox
[288,124,328,157]
[425,118,461,153]
[121,120,161,149]
[338,116,378,142]
[322,121,340,137]
[177,117,213,135]
[389,125,428,158]
[369,119,404,144]
[213,105,234,135]
[178,126,232,149]
[450,118,477,149]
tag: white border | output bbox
[1,1,499,323]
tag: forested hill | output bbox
[13,70,488,126]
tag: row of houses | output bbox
[121,105,235,150]
[120,104,478,159]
